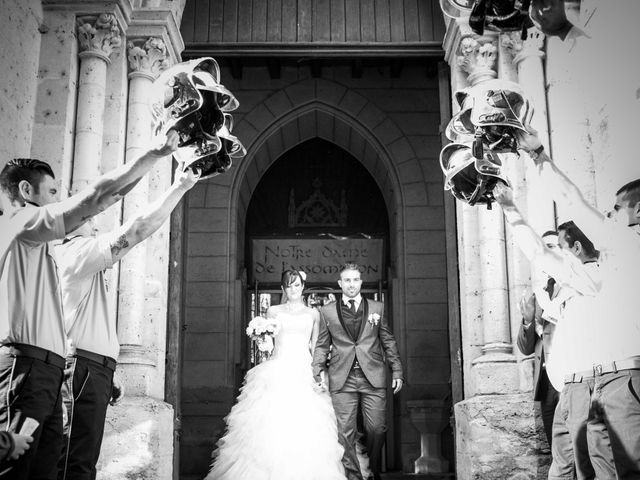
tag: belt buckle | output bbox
[593,364,603,376]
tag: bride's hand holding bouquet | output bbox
[246,316,280,360]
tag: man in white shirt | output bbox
[54,164,199,480]
[515,129,640,478]
[494,184,603,479]
[0,131,178,479]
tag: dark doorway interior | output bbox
[246,137,389,240]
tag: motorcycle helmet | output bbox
[150,57,238,154]
[440,142,510,207]
[469,0,533,36]
[176,113,246,180]
[467,79,533,132]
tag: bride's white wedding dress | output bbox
[204,308,346,480]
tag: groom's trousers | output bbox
[331,368,387,480]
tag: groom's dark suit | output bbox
[312,296,403,480]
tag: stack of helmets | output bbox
[468,0,533,37]
[151,57,246,180]
[440,79,532,208]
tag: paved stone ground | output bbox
[381,472,455,480]
[182,472,455,480]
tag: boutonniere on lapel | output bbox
[367,313,381,326]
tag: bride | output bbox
[205,269,347,480]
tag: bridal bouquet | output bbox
[246,316,280,360]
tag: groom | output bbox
[312,263,404,480]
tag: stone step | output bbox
[181,472,455,480]
[381,473,455,480]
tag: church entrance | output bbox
[174,57,455,478]
[242,138,399,467]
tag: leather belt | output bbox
[564,357,640,384]
[74,348,117,372]
[353,359,362,370]
[6,343,65,370]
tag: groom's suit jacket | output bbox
[312,296,403,392]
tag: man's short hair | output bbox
[542,230,558,238]
[0,158,55,204]
[339,263,361,275]
[558,221,598,259]
[616,178,640,206]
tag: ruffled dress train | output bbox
[205,310,346,480]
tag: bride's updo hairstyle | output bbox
[281,269,306,290]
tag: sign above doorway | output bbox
[251,237,384,285]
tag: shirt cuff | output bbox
[97,235,114,270]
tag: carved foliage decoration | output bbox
[76,13,122,58]
[501,28,545,63]
[457,35,498,78]
[127,37,170,78]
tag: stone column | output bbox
[96,9,184,477]
[453,28,520,393]
[116,37,170,396]
[501,28,556,355]
[71,14,122,194]
[442,13,549,478]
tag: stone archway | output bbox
[178,73,452,475]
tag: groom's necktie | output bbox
[348,299,356,313]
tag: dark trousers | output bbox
[538,368,560,446]
[58,356,113,480]
[0,351,64,479]
[331,368,386,480]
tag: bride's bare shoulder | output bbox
[266,304,283,317]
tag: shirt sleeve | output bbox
[55,235,114,281]
[13,204,66,245]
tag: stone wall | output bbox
[0,0,43,164]
[180,62,453,476]
[441,1,640,479]
[0,1,186,478]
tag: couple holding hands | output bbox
[206,263,404,480]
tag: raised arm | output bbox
[58,131,179,234]
[494,183,599,295]
[495,183,566,275]
[516,129,606,246]
[108,165,199,263]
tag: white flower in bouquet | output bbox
[257,334,274,353]
[246,316,280,358]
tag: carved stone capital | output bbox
[457,34,498,85]
[127,37,169,80]
[76,13,122,62]
[501,28,545,65]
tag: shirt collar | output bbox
[342,294,362,307]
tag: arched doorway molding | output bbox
[226,77,428,282]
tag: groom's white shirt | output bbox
[341,293,362,311]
